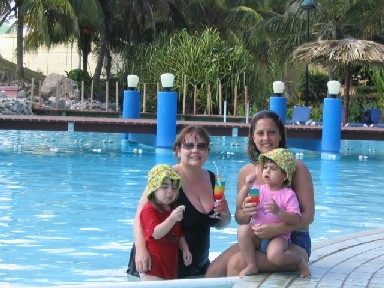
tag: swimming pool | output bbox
[0,130,383,286]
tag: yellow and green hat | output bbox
[147,164,182,198]
[259,148,296,186]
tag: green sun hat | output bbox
[147,164,182,198]
[259,148,296,186]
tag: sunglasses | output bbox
[182,142,208,151]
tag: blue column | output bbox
[269,96,287,123]
[321,98,342,153]
[122,90,140,140]
[157,91,177,148]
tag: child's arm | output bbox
[152,206,184,239]
[179,237,192,266]
[236,173,257,209]
[264,199,301,225]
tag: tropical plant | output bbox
[66,69,92,88]
[1,0,83,79]
[120,28,252,114]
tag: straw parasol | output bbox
[293,38,384,124]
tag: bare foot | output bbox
[298,258,311,278]
[239,264,258,278]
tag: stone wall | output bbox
[0,97,32,115]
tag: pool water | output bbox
[0,130,383,286]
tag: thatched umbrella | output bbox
[293,38,384,124]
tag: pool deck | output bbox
[234,228,384,288]
[2,114,384,140]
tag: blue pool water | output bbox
[0,130,384,286]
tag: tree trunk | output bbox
[82,50,89,72]
[105,51,112,80]
[16,11,24,79]
[93,29,107,84]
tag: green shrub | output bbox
[355,86,377,94]
[66,69,92,88]
[296,71,328,106]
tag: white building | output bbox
[0,26,97,76]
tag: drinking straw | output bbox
[213,161,221,184]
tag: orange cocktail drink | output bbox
[210,176,225,219]
[214,177,225,200]
[249,186,260,204]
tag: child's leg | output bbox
[266,237,311,278]
[141,274,164,281]
[237,224,260,277]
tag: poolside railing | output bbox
[25,77,250,118]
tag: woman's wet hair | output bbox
[248,110,287,163]
[173,125,211,153]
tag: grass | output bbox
[0,57,46,83]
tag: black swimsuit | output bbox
[175,170,219,278]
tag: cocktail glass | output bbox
[250,216,260,226]
[249,185,260,226]
[210,175,225,219]
[249,185,260,205]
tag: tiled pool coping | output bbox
[25,228,384,288]
[235,228,384,287]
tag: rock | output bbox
[17,89,27,99]
[40,73,80,100]
[0,97,32,115]
[0,69,115,114]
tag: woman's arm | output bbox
[214,196,231,229]
[235,163,258,224]
[133,188,151,272]
[179,237,192,266]
[291,160,315,228]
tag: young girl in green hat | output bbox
[237,148,310,278]
[139,164,192,281]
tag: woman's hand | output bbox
[251,222,281,240]
[183,250,193,266]
[241,196,258,217]
[215,196,231,228]
[135,245,152,273]
[235,163,259,225]
[214,196,229,215]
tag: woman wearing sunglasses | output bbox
[206,110,314,277]
[127,125,231,279]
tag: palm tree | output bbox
[0,0,80,79]
[22,0,102,73]
[1,0,104,79]
[0,1,14,27]
[347,0,384,42]
[246,0,384,116]
[92,0,181,83]
[0,0,26,79]
[70,0,103,72]
[15,0,24,79]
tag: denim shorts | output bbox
[259,239,270,253]
[291,230,311,258]
[257,231,311,258]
